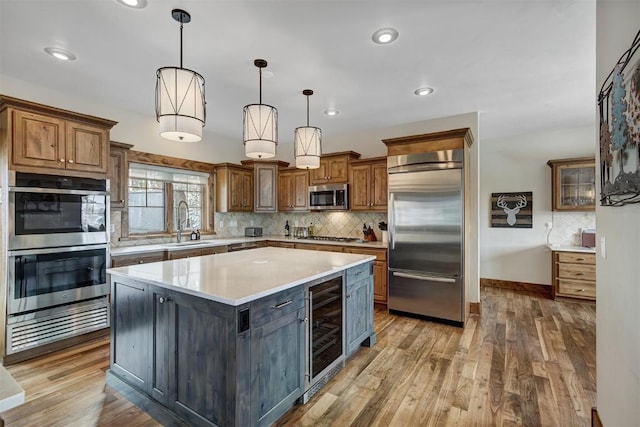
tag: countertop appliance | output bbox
[308,183,348,210]
[244,226,263,237]
[387,150,465,324]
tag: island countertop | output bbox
[107,246,375,306]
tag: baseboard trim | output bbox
[480,278,553,299]
[591,407,603,427]
[469,302,481,315]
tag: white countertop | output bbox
[548,244,596,254]
[108,247,375,306]
[110,235,387,256]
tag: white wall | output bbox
[596,1,640,425]
[480,126,595,284]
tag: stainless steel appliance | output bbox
[9,171,109,250]
[5,171,111,355]
[303,272,344,403]
[387,150,465,324]
[7,244,109,315]
[308,183,348,210]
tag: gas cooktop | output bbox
[296,236,362,243]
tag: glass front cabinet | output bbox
[547,157,596,211]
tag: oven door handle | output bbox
[8,243,109,256]
[9,187,109,196]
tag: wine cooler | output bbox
[303,273,344,402]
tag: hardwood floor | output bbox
[0,286,596,426]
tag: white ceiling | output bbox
[0,0,596,146]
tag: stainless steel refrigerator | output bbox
[387,149,464,324]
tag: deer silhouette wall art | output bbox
[491,192,533,228]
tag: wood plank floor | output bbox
[0,286,596,426]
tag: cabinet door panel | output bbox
[278,173,293,210]
[292,171,309,210]
[328,157,349,182]
[350,165,371,210]
[229,170,244,211]
[255,164,277,211]
[66,121,108,173]
[373,261,387,304]
[12,110,65,169]
[371,162,388,210]
[309,161,329,184]
[346,277,372,357]
[111,280,150,391]
[242,170,254,211]
[251,309,304,426]
[150,290,175,406]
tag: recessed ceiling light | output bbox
[414,87,434,96]
[324,109,340,116]
[116,0,148,8]
[44,47,76,61]
[372,28,399,45]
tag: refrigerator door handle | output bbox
[392,271,457,283]
[389,193,395,250]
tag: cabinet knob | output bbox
[59,158,65,162]
[301,317,309,324]
[159,296,171,304]
[68,159,74,164]
[575,272,584,276]
[138,260,144,264]
[576,258,585,261]
[578,289,585,292]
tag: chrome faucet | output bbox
[176,200,190,243]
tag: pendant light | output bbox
[294,89,322,169]
[243,59,277,158]
[155,9,206,142]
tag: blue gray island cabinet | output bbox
[106,247,375,427]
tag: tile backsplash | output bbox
[111,209,387,247]
[547,211,596,246]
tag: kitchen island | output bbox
[106,247,376,427]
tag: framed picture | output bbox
[491,192,533,228]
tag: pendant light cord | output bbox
[306,94,310,126]
[258,67,262,104]
[179,20,183,68]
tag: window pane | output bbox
[173,185,203,231]
[129,207,165,233]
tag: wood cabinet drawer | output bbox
[293,243,344,252]
[343,247,387,261]
[557,279,596,299]
[200,246,228,256]
[251,287,305,327]
[346,263,372,286]
[111,251,165,267]
[557,263,596,281]
[557,252,595,264]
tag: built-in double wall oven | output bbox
[6,172,111,355]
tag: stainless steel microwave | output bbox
[308,183,349,210]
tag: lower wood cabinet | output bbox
[111,251,165,267]
[343,247,388,305]
[552,250,596,300]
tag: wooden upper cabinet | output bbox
[547,157,596,211]
[2,96,117,178]
[241,160,290,212]
[349,157,387,211]
[215,164,254,212]
[309,151,360,184]
[278,167,309,211]
[109,141,133,210]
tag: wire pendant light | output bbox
[155,9,206,142]
[295,89,322,169]
[243,59,278,158]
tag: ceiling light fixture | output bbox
[155,9,206,142]
[324,109,340,116]
[414,87,434,96]
[295,89,322,170]
[116,0,148,9]
[44,47,76,61]
[243,59,278,159]
[372,28,399,44]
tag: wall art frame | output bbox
[490,191,533,228]
[598,29,640,207]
